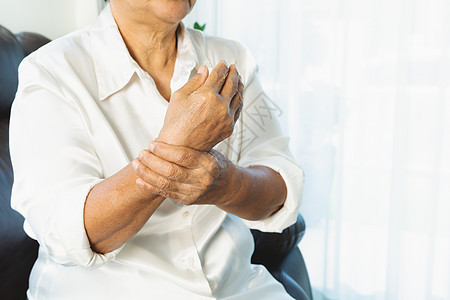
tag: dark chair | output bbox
[251,214,312,300]
[0,25,51,300]
[0,25,312,300]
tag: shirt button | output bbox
[182,211,190,218]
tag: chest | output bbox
[97,76,169,161]
[88,74,240,178]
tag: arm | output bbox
[218,165,286,220]
[84,62,242,254]
[10,58,240,267]
[83,164,164,254]
[134,44,303,231]
[133,142,286,221]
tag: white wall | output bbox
[0,0,104,39]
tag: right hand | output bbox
[157,61,244,151]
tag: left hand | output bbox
[157,62,244,152]
[131,141,239,206]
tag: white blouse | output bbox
[10,5,304,300]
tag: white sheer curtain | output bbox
[185,1,450,299]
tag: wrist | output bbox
[214,154,244,208]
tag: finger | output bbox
[138,150,189,182]
[233,98,243,123]
[132,159,176,192]
[220,64,239,101]
[177,65,209,95]
[148,141,201,169]
[136,178,183,199]
[136,178,202,205]
[229,77,243,114]
[203,60,229,93]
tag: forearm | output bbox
[215,164,287,221]
[84,163,165,254]
[132,141,287,221]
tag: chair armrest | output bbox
[272,247,313,300]
[251,214,306,267]
[250,214,312,300]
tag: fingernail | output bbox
[221,60,228,67]
[197,65,207,75]
[132,160,139,170]
[136,178,145,187]
[139,151,144,160]
[148,142,155,152]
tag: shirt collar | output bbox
[91,4,199,101]
[170,23,199,94]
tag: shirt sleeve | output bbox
[9,57,123,269]
[233,43,305,233]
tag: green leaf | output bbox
[194,22,206,32]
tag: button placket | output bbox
[183,252,201,271]
[181,207,194,225]
[180,206,215,295]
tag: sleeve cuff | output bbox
[52,179,124,269]
[240,156,305,233]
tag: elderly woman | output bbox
[10,0,304,299]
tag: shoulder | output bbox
[16,25,99,105]
[18,26,95,89]
[187,28,241,58]
[25,26,92,67]
[186,28,258,86]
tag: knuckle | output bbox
[218,60,227,68]
[215,62,227,73]
[205,89,217,100]
[156,177,170,190]
[217,69,228,80]
[139,150,146,160]
[192,90,207,104]
[161,191,173,198]
[164,165,177,178]
[175,151,191,165]
[158,189,170,198]
[164,164,178,179]
[209,70,219,82]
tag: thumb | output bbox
[178,65,208,94]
